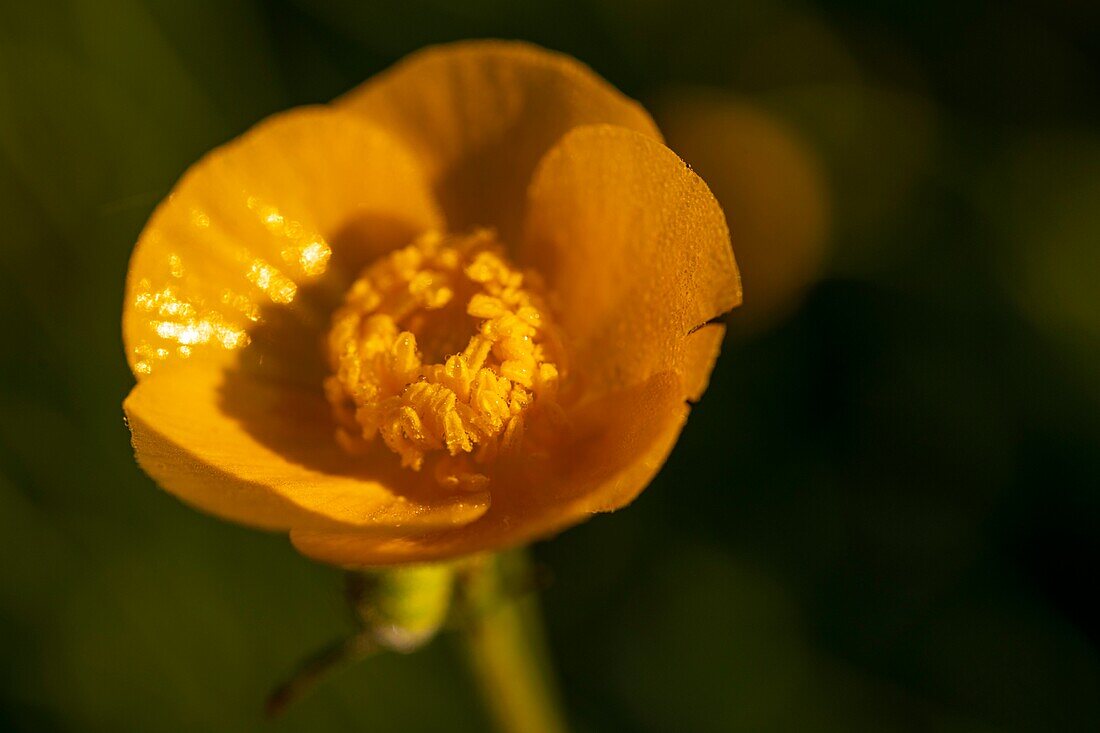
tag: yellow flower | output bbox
[122,40,741,567]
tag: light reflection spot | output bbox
[247,260,297,304]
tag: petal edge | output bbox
[337,40,661,240]
[124,366,489,533]
[521,123,741,398]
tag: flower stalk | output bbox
[267,550,568,732]
[457,551,569,733]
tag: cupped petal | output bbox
[124,365,489,532]
[519,124,741,399]
[123,105,442,385]
[336,40,660,241]
[290,370,688,566]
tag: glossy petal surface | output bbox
[122,106,493,533]
[123,106,442,385]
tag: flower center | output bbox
[324,229,565,491]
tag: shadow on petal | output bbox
[231,211,437,388]
[338,40,660,243]
[125,365,489,535]
[290,370,688,566]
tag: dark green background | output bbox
[2,1,1099,731]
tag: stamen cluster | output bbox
[324,230,564,490]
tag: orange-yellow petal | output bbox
[520,124,741,399]
[336,40,661,241]
[290,371,687,566]
[123,105,442,385]
[655,90,829,330]
[124,365,488,532]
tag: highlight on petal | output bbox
[655,89,829,330]
[520,123,742,400]
[290,371,688,566]
[123,105,442,384]
[336,40,661,241]
[124,365,489,533]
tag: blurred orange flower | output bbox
[122,41,740,566]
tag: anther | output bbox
[323,230,565,490]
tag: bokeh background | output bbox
[2,1,1099,731]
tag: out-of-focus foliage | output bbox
[2,1,1098,731]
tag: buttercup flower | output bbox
[122,40,741,567]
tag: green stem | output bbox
[459,551,569,733]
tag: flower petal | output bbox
[520,124,741,398]
[123,105,441,385]
[656,90,829,330]
[336,40,660,241]
[124,365,489,532]
[290,371,687,566]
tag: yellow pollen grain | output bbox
[324,229,565,491]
